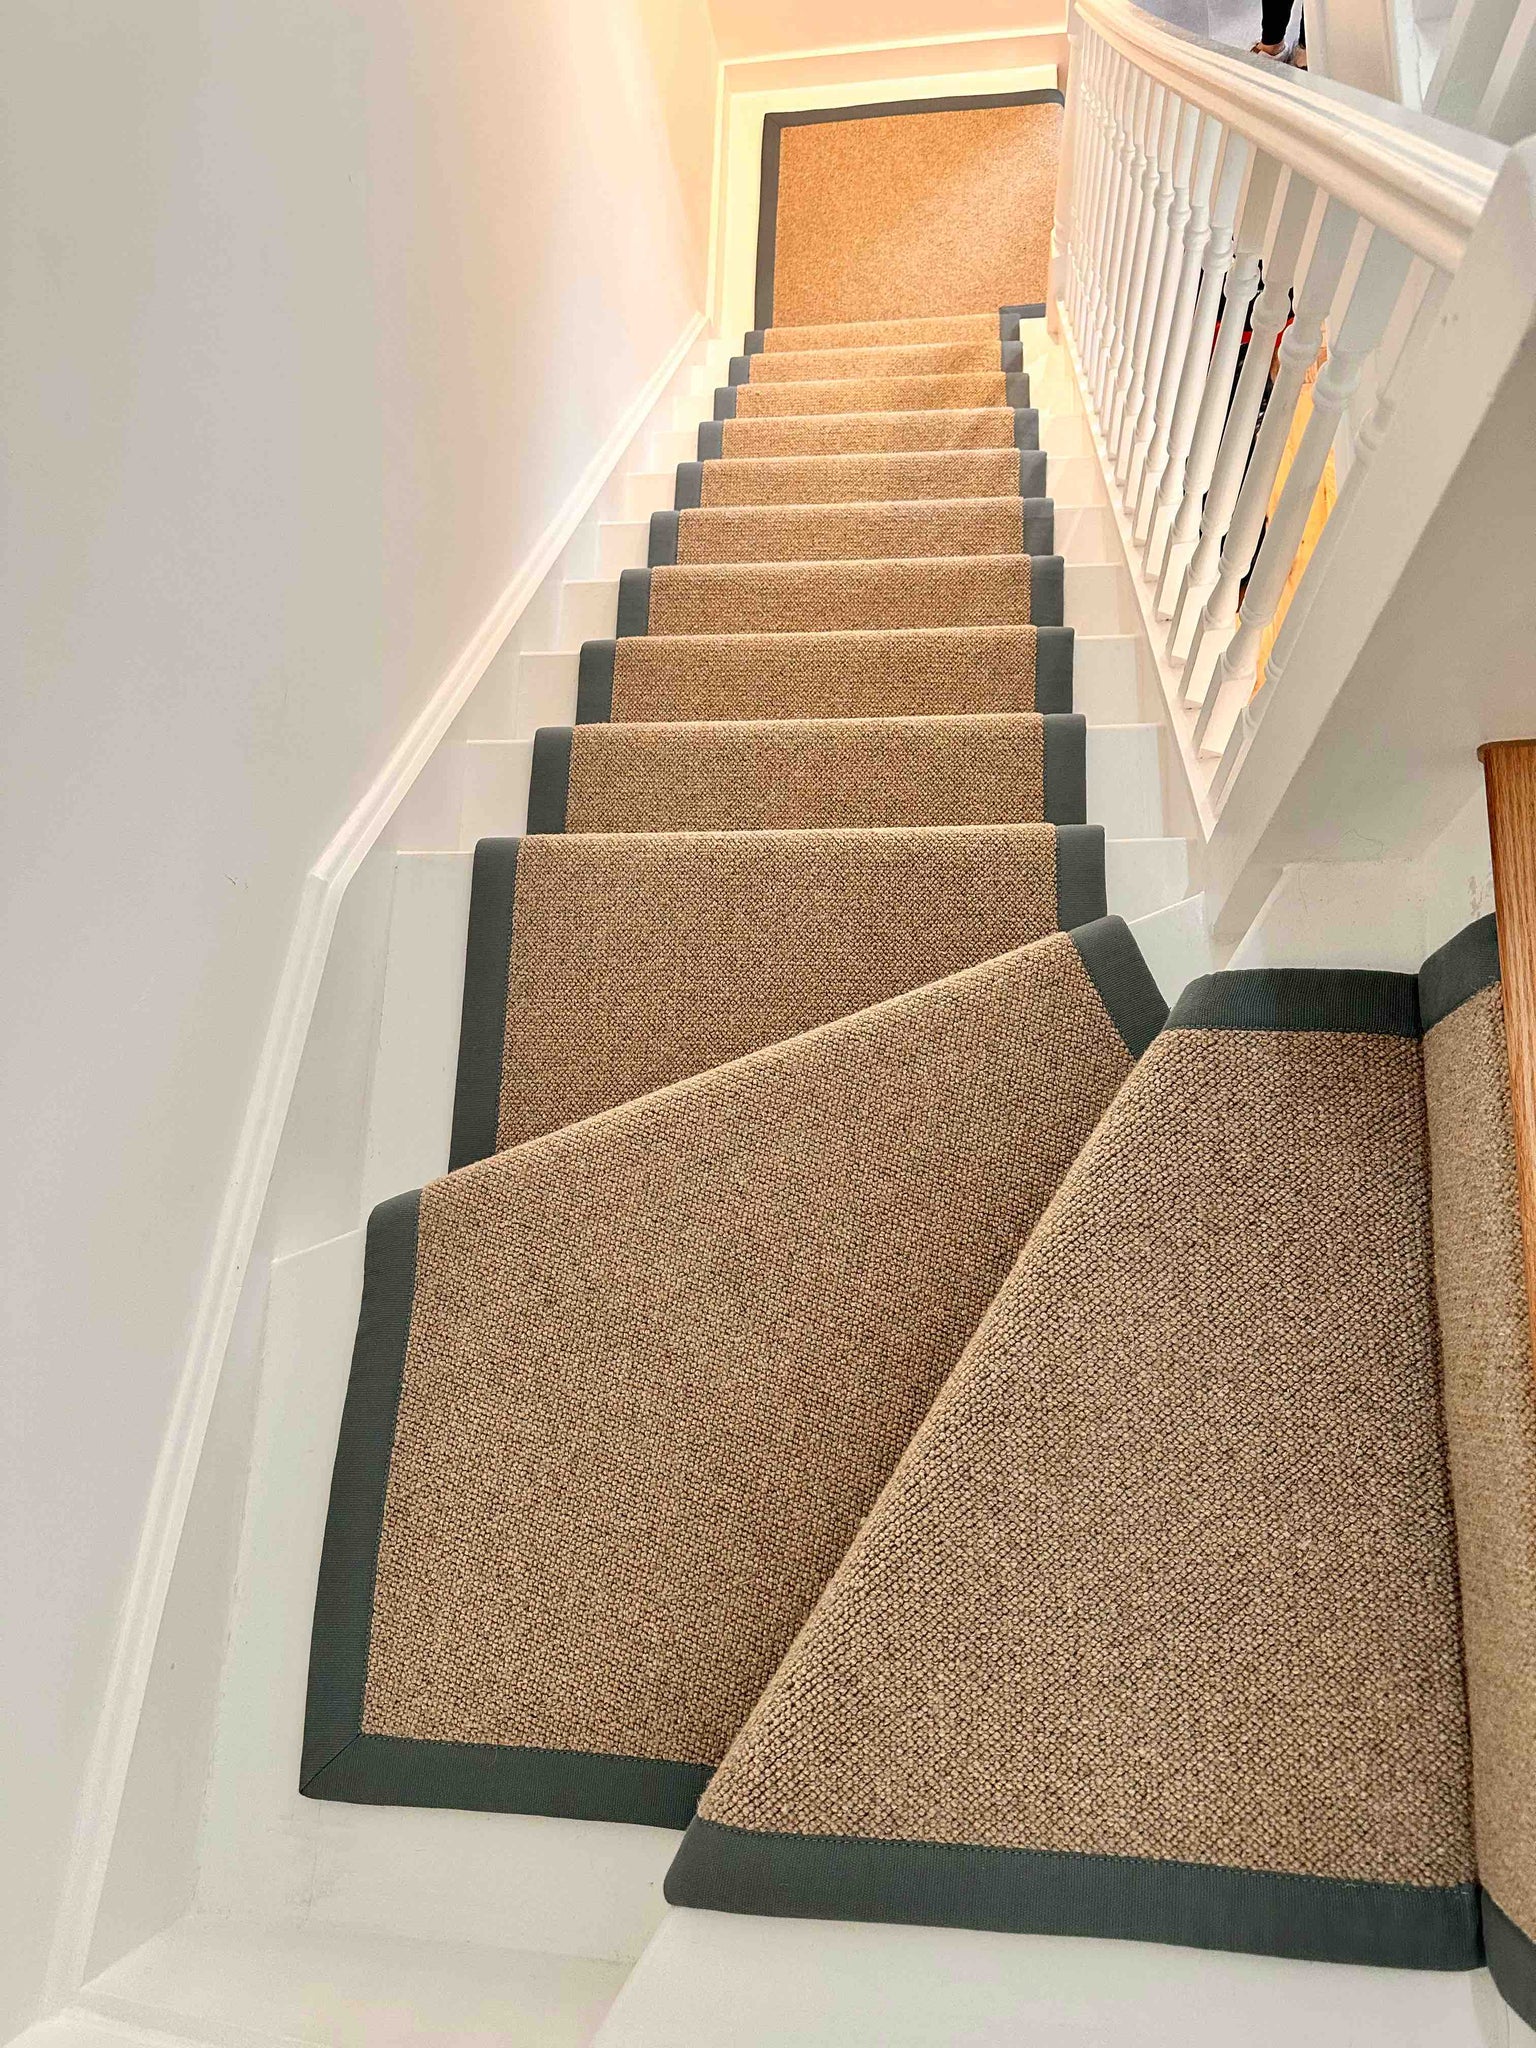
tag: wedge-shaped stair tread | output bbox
[705,407,1036,461]
[302,922,1164,1826]
[652,497,1053,567]
[1421,916,1536,2026]
[680,446,1040,510]
[530,713,1085,834]
[578,624,1073,724]
[619,555,1062,636]
[449,822,1105,1161]
[723,371,1027,419]
[670,965,1481,1973]
[757,311,1005,353]
[741,339,1013,382]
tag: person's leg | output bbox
[1254,0,1293,54]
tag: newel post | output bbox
[1480,740,1536,1361]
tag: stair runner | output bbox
[668,918,1536,2015]
[301,104,1536,2028]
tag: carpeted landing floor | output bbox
[301,92,1536,2026]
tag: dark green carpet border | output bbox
[1054,824,1105,931]
[1071,914,1167,1058]
[617,568,652,636]
[664,1819,1483,1972]
[306,1731,707,1830]
[576,641,616,722]
[1030,555,1064,628]
[648,509,680,566]
[1021,497,1054,556]
[1042,711,1085,826]
[1035,625,1074,715]
[527,730,573,834]
[1485,1892,1536,2030]
[1419,913,1501,1031]
[1001,302,1047,341]
[447,838,520,1169]
[301,1189,420,1790]
[299,1185,709,1828]
[753,91,1065,329]
[1169,968,1421,1038]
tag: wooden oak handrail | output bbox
[1480,738,1536,1359]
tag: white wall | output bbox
[707,0,1066,61]
[0,0,718,2034]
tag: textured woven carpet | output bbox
[1421,917,1536,2024]
[617,555,1062,636]
[529,713,1085,835]
[703,406,1038,460]
[740,338,1015,383]
[679,447,1039,510]
[757,97,1063,326]
[648,496,1054,567]
[448,823,1107,1164]
[758,312,1003,352]
[724,370,1028,418]
[577,626,1074,724]
[302,923,1165,1825]
[668,963,1482,1971]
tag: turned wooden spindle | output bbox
[1480,738,1536,1356]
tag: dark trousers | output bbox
[1260,0,1303,43]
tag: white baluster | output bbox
[1089,55,1138,399]
[1069,35,1108,337]
[1185,197,1359,741]
[1095,70,1152,420]
[1170,168,1314,669]
[1105,81,1167,450]
[1144,129,1249,583]
[1155,149,1277,616]
[1114,91,1185,488]
[1048,20,1084,342]
[1131,111,1219,531]
[1060,32,1092,334]
[1202,234,1420,768]
[1079,45,1122,395]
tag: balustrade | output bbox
[1052,0,1501,821]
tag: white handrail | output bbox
[1075,0,1500,268]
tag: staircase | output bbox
[26,37,1536,2048]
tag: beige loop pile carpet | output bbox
[303,924,1163,1824]
[301,84,1536,2018]
[667,963,1483,1971]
